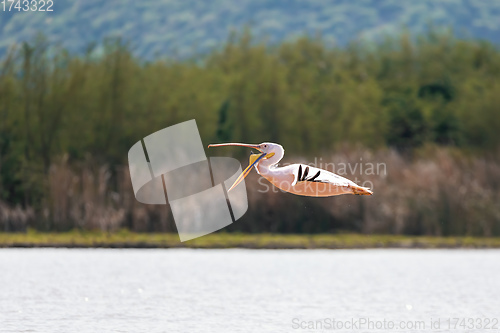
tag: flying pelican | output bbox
[208,142,373,197]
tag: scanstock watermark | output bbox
[127,120,248,241]
[128,119,385,240]
[292,316,500,331]
[292,317,426,331]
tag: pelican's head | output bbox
[207,142,284,191]
[256,142,283,156]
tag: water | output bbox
[0,249,499,333]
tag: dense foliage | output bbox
[0,32,499,235]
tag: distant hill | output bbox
[1,0,499,59]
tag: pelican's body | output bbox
[209,142,372,197]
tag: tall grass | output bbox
[1,147,498,236]
[235,146,500,236]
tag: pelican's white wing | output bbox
[261,163,372,197]
[285,164,353,187]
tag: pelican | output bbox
[208,142,373,197]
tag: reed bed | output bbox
[0,147,499,236]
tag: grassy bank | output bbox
[1,230,500,249]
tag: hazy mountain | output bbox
[1,0,499,58]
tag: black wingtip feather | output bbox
[309,170,321,182]
[302,166,309,181]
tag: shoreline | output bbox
[1,231,500,249]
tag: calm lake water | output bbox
[0,249,499,333]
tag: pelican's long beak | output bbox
[208,143,262,151]
[208,142,266,192]
[227,152,267,192]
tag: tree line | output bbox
[0,31,499,235]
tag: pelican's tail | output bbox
[351,185,373,196]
